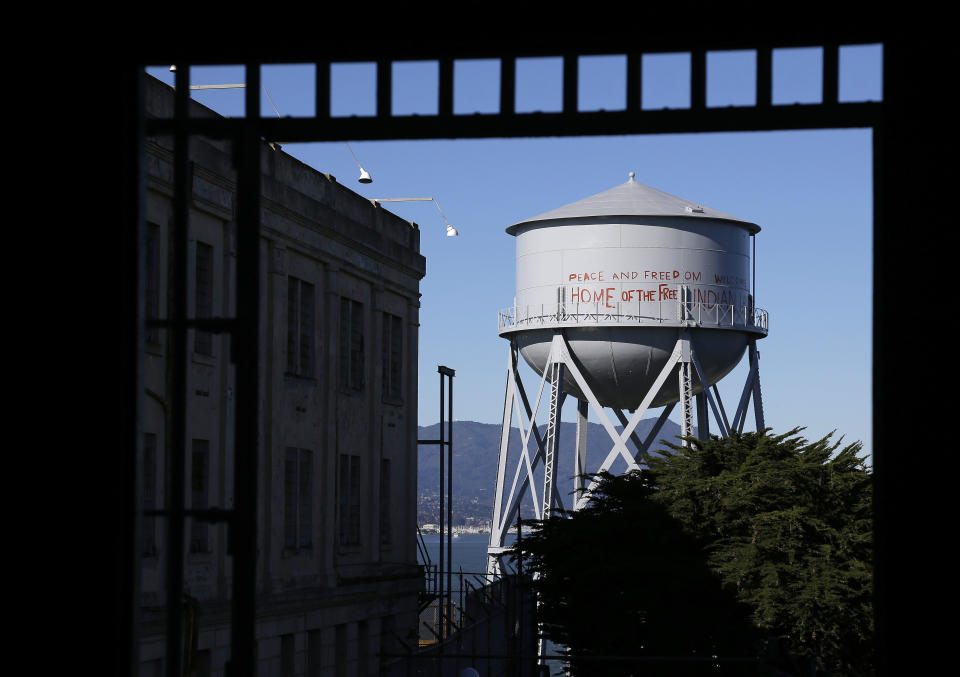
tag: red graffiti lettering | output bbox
[658,284,677,301]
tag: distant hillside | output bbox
[417,418,684,510]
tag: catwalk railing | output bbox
[499,300,769,334]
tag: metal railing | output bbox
[499,299,768,334]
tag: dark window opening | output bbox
[338,454,362,546]
[381,313,403,402]
[190,439,209,553]
[284,447,313,551]
[280,633,294,677]
[287,276,315,377]
[339,298,364,392]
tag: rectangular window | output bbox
[339,298,364,392]
[195,241,213,356]
[284,447,313,551]
[335,625,347,677]
[145,223,160,344]
[380,458,392,544]
[143,433,157,556]
[190,439,210,553]
[381,313,403,401]
[338,453,362,546]
[287,276,315,376]
[357,621,369,677]
[300,449,313,548]
[307,630,322,677]
[280,634,295,677]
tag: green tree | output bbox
[513,428,873,676]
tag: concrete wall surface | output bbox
[139,74,426,677]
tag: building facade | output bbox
[138,75,426,677]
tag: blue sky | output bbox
[147,44,880,456]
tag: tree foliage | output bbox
[511,428,873,676]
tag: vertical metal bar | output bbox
[679,336,694,446]
[229,61,261,677]
[542,362,562,520]
[446,370,454,638]
[438,57,453,117]
[823,44,839,105]
[871,71,887,672]
[573,399,588,508]
[514,508,523,677]
[756,46,772,107]
[563,54,578,113]
[166,61,190,677]
[627,52,641,112]
[696,392,709,440]
[315,60,331,119]
[691,48,706,110]
[731,357,754,435]
[119,61,145,677]
[488,353,516,575]
[437,371,444,642]
[377,58,392,119]
[500,57,515,115]
[750,341,766,431]
[516,510,522,577]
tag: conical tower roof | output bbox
[507,173,760,234]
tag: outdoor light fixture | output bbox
[169,69,372,183]
[345,142,373,184]
[371,197,459,237]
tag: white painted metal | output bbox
[678,335,695,446]
[486,329,767,574]
[502,177,767,411]
[488,177,769,576]
[750,342,766,432]
[541,362,565,520]
[731,339,764,434]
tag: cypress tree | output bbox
[513,428,873,676]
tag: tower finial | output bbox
[628,171,636,182]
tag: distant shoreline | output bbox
[415,527,526,536]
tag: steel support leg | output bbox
[487,355,516,576]
[542,362,564,520]
[696,392,710,441]
[679,335,695,446]
[488,330,767,573]
[750,339,766,431]
[573,399,588,509]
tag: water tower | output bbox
[486,174,769,575]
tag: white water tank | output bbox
[499,174,768,409]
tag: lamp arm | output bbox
[431,198,451,226]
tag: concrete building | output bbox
[137,74,426,677]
